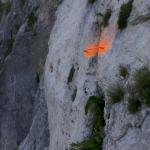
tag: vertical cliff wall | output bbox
[0,0,59,149]
[45,0,150,150]
[0,0,150,150]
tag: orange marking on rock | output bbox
[83,24,117,58]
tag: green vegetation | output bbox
[103,9,112,27]
[134,66,150,106]
[96,12,103,17]
[108,84,124,104]
[4,33,14,58]
[0,1,11,21]
[0,39,2,45]
[27,12,37,29]
[67,66,75,83]
[68,92,105,150]
[85,95,105,128]
[88,0,97,4]
[36,72,40,83]
[96,9,112,27]
[69,135,103,150]
[128,94,139,114]
[119,64,129,79]
[71,88,77,102]
[117,0,133,30]
[67,64,150,150]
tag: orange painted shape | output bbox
[83,24,117,58]
[83,42,99,58]
[98,38,111,54]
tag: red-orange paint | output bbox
[83,24,117,58]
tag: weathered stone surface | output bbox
[18,86,49,150]
[0,0,58,149]
[45,0,150,150]
[1,0,150,149]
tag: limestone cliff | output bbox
[0,0,59,149]
[45,0,150,150]
[1,0,150,150]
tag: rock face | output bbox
[44,0,150,150]
[0,0,58,149]
[1,0,150,150]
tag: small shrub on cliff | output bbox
[108,84,124,104]
[27,12,37,29]
[85,95,105,129]
[117,0,133,30]
[128,94,140,114]
[103,9,112,27]
[134,66,150,106]
[96,12,103,17]
[71,88,77,102]
[88,0,97,4]
[69,135,103,150]
[96,9,112,27]
[67,93,105,150]
[4,32,14,58]
[119,64,129,79]
[67,65,75,83]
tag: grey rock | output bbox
[0,0,59,149]
[44,0,150,150]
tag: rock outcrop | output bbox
[0,0,59,149]
[45,0,150,150]
[1,0,150,150]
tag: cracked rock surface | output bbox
[1,0,150,150]
[45,0,150,150]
